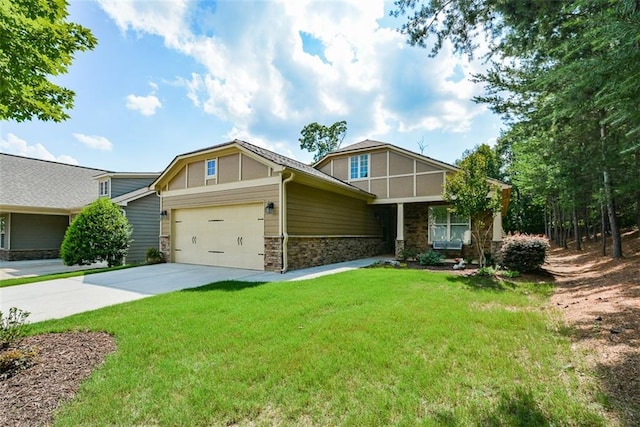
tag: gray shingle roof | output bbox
[0,154,109,211]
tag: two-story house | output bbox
[152,139,510,272]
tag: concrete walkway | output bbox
[0,257,387,323]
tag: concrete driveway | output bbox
[0,258,385,323]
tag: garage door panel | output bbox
[173,204,264,270]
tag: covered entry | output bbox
[173,203,264,270]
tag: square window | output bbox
[349,154,369,180]
[428,206,470,244]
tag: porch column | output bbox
[396,203,404,241]
[492,210,503,241]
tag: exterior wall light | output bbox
[160,210,168,217]
[265,202,275,215]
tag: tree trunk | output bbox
[601,200,607,256]
[584,205,591,242]
[573,207,581,250]
[636,150,640,234]
[600,120,622,259]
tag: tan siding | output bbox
[389,151,414,175]
[168,166,187,191]
[187,161,205,188]
[241,154,269,181]
[162,184,279,236]
[287,182,380,236]
[370,152,387,177]
[351,180,369,192]
[319,163,331,175]
[369,178,387,198]
[416,173,445,196]
[389,176,414,198]
[332,157,348,180]
[218,154,240,184]
[416,161,441,173]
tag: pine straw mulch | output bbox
[0,331,116,427]
[1,233,638,426]
[546,229,640,426]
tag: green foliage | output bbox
[500,234,550,273]
[0,346,38,380]
[500,269,521,278]
[145,247,165,264]
[0,0,97,122]
[476,266,495,277]
[0,307,31,349]
[398,247,419,261]
[418,250,444,266]
[444,147,502,267]
[60,198,132,267]
[299,120,347,162]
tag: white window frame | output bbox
[99,180,110,197]
[205,158,217,179]
[428,206,471,244]
[349,154,369,180]
[0,215,6,249]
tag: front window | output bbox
[206,159,217,178]
[0,215,6,248]
[99,180,109,197]
[429,206,470,244]
[349,154,369,179]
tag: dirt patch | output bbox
[547,229,640,426]
[0,331,116,427]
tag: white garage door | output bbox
[173,203,265,270]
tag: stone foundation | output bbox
[264,237,283,272]
[0,249,60,261]
[286,236,385,271]
[159,235,170,260]
[394,239,405,259]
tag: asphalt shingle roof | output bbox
[0,154,109,210]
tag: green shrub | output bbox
[1,307,30,349]
[145,247,165,264]
[418,250,444,266]
[476,266,495,277]
[60,198,132,267]
[500,234,550,273]
[501,270,521,278]
[0,347,38,380]
[399,247,419,261]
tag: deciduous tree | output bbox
[299,120,347,162]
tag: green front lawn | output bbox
[0,264,136,288]
[35,270,607,426]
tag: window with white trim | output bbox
[0,215,6,248]
[429,206,470,244]
[99,180,109,197]
[349,154,369,179]
[206,159,217,179]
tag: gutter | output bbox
[280,171,295,273]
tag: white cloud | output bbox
[0,133,79,165]
[98,0,491,149]
[73,133,113,151]
[126,94,162,116]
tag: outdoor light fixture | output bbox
[160,210,168,217]
[265,202,275,215]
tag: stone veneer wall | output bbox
[0,249,60,261]
[286,237,385,271]
[264,237,283,272]
[159,235,170,261]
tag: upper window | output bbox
[99,180,109,197]
[429,206,470,244]
[349,154,369,180]
[206,159,217,179]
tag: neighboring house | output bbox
[152,139,511,272]
[95,172,160,264]
[0,153,108,260]
[0,153,160,263]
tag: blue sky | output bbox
[0,0,503,172]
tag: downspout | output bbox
[281,171,295,273]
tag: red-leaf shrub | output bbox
[499,234,550,272]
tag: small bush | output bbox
[0,347,38,380]
[418,250,444,266]
[501,270,521,278]
[500,234,550,273]
[476,266,495,277]
[399,247,419,261]
[1,307,30,349]
[145,247,165,264]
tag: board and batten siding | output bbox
[111,178,156,199]
[161,184,279,237]
[323,149,447,200]
[124,194,160,264]
[10,213,68,250]
[286,182,380,236]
